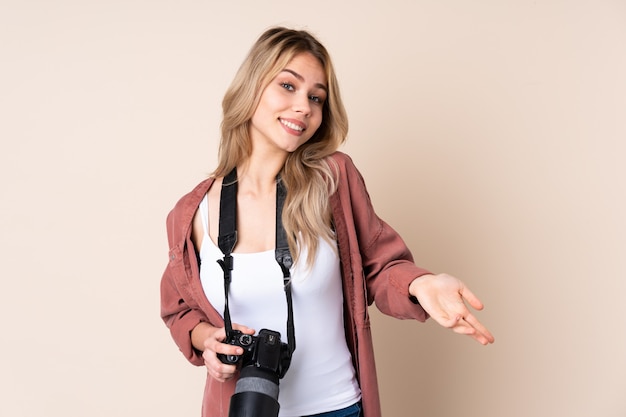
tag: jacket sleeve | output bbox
[338,153,431,321]
[160,208,208,366]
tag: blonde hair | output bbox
[213,27,349,266]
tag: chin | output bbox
[282,141,307,153]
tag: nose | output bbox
[292,93,311,117]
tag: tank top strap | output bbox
[199,193,210,237]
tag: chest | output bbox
[207,183,278,253]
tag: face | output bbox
[249,52,327,155]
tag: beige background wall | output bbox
[1,1,625,416]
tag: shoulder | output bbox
[328,151,363,181]
[165,177,215,245]
[169,178,214,216]
[329,151,356,169]
[328,151,367,189]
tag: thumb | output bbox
[460,286,485,311]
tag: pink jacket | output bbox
[160,152,430,417]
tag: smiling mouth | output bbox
[280,118,305,132]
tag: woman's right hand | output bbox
[191,322,256,382]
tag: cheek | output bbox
[261,88,287,110]
[253,90,277,119]
[306,119,323,141]
[252,96,279,125]
[311,110,324,132]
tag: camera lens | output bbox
[229,366,280,417]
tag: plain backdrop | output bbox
[1,1,625,416]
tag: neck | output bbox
[237,152,287,194]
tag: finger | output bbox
[232,323,256,335]
[467,329,492,345]
[463,313,492,337]
[460,314,495,344]
[459,286,485,311]
[204,351,239,380]
[450,319,492,345]
[456,327,490,345]
[435,311,467,329]
[451,320,476,336]
[211,338,246,359]
[207,364,237,382]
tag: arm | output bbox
[336,153,494,344]
[160,257,210,366]
[331,153,431,321]
[160,236,258,376]
[159,202,214,366]
[160,197,258,377]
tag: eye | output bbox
[280,82,295,91]
[309,95,325,104]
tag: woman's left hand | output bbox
[409,273,495,345]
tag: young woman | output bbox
[160,26,494,417]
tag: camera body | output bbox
[218,328,291,379]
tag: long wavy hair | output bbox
[212,27,349,266]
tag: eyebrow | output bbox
[282,69,328,92]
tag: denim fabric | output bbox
[303,401,362,417]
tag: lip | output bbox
[279,117,307,135]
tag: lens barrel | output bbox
[228,366,280,417]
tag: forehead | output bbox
[281,52,327,84]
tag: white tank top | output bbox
[198,194,361,416]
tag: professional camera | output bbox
[218,328,292,417]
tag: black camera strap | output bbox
[217,167,296,357]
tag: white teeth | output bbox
[280,119,304,131]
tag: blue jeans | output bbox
[303,401,362,417]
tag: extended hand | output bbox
[409,274,495,345]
